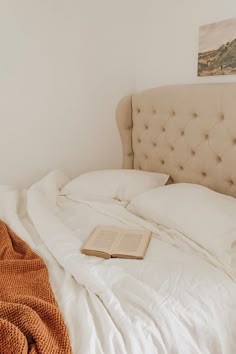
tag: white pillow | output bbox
[61,169,169,202]
[128,183,236,264]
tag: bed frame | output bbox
[116,83,236,198]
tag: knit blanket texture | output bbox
[0,221,72,354]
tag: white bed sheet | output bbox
[1,171,236,354]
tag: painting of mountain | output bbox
[198,18,236,76]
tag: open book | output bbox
[81,226,152,260]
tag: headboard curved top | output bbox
[116,83,236,198]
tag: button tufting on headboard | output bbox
[220,113,225,121]
[116,83,236,197]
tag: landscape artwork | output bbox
[198,18,236,76]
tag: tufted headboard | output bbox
[116,83,236,198]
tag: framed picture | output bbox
[198,18,236,76]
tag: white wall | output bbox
[2,0,236,186]
[136,0,236,90]
[0,0,137,186]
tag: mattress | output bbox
[1,171,236,354]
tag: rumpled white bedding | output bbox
[0,171,236,354]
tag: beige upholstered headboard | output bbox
[116,83,236,198]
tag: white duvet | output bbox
[0,171,236,354]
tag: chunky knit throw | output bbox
[0,221,72,354]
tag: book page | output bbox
[112,231,151,257]
[82,227,120,254]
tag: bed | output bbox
[1,83,236,354]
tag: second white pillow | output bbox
[128,183,236,264]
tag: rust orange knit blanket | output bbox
[0,221,72,354]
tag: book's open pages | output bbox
[81,226,152,259]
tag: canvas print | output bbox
[198,18,236,76]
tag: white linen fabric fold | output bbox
[0,170,236,354]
